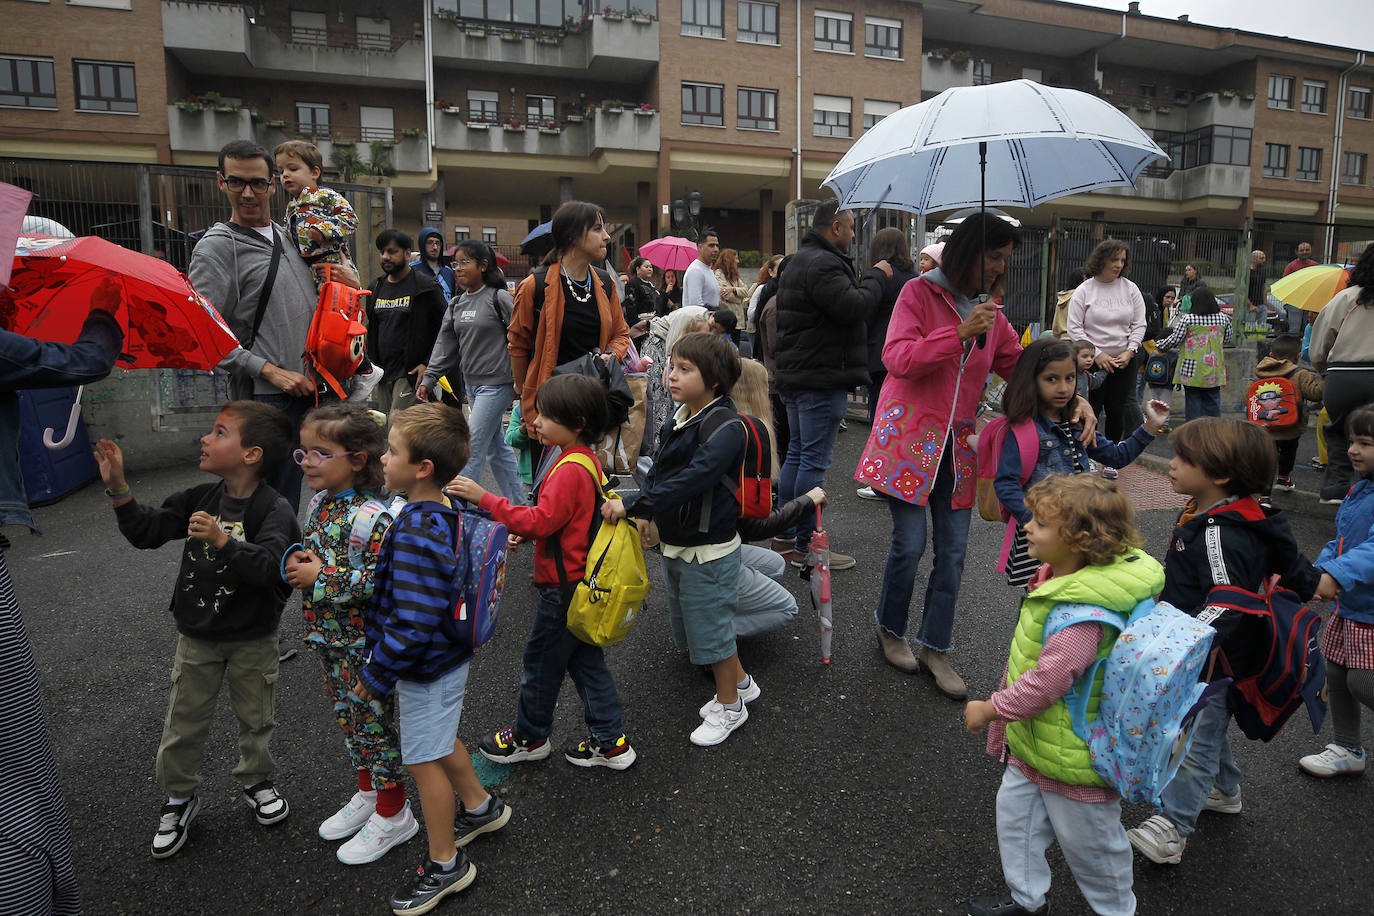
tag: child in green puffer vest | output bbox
[963,474,1165,916]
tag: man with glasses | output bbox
[190,139,360,512]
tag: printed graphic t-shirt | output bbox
[372,272,419,379]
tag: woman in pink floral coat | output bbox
[855,215,1024,698]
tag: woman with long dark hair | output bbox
[623,256,658,331]
[1310,244,1374,502]
[507,200,631,436]
[1067,239,1147,459]
[418,239,526,504]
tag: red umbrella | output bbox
[638,236,699,272]
[3,235,239,370]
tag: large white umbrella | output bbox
[823,79,1166,215]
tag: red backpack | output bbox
[304,265,370,399]
[697,410,773,528]
[1245,374,1302,432]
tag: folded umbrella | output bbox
[802,506,834,664]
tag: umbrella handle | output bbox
[42,385,84,451]
[815,504,823,531]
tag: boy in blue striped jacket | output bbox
[353,403,510,915]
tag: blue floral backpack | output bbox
[1044,598,1223,806]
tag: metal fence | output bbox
[1,159,390,280]
[1054,218,1245,303]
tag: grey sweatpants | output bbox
[1327,659,1374,749]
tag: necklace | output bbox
[561,265,592,304]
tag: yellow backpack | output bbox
[546,451,651,647]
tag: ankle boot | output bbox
[919,648,968,699]
[878,628,919,673]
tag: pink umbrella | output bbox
[638,236,699,272]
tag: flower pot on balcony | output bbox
[467,121,490,129]
[465,27,486,37]
[603,12,624,21]
[444,107,462,115]
[500,31,522,42]
[565,114,584,123]
[536,33,561,45]
[538,126,562,135]
[630,15,652,24]
[502,122,525,131]
[633,108,655,117]
[214,104,238,113]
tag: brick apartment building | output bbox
[2,0,1371,264]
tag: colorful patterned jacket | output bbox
[285,186,357,263]
[298,489,393,650]
[854,273,1022,508]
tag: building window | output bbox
[1296,146,1321,181]
[681,0,723,39]
[0,55,56,109]
[356,16,390,51]
[863,98,899,131]
[814,11,852,53]
[1139,83,1156,98]
[481,227,498,244]
[1262,143,1289,178]
[1342,151,1368,186]
[1209,125,1252,166]
[1301,80,1327,114]
[737,1,778,45]
[1267,74,1293,109]
[1348,86,1371,120]
[296,102,330,137]
[864,17,901,59]
[737,87,777,131]
[290,10,328,45]
[73,60,136,113]
[813,94,851,138]
[453,226,470,241]
[972,60,993,86]
[681,81,723,126]
[444,0,573,28]
[526,94,556,127]
[1022,67,1042,83]
[467,90,498,122]
[359,105,395,141]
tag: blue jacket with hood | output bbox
[411,227,456,301]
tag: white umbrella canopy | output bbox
[824,79,1166,214]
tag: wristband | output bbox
[105,484,130,498]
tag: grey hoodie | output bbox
[190,221,318,395]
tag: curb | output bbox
[1134,452,1339,520]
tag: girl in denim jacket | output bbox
[992,339,1170,587]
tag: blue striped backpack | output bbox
[1044,598,1222,806]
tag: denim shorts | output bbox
[662,547,741,665]
[395,663,470,764]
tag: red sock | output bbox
[357,769,373,793]
[376,785,406,818]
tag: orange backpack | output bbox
[1245,374,1302,432]
[304,265,369,399]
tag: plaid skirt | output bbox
[1321,613,1374,669]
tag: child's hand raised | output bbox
[1315,572,1342,601]
[93,438,126,489]
[445,475,487,505]
[1143,398,1171,435]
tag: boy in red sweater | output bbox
[447,374,635,770]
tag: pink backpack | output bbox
[975,416,1038,572]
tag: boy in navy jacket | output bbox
[355,403,510,915]
[610,332,756,746]
[1127,418,1318,868]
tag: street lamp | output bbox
[672,189,704,240]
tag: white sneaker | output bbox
[856,486,882,500]
[698,676,762,718]
[1299,743,1367,777]
[336,804,420,865]
[1127,814,1185,865]
[348,364,385,402]
[1201,786,1242,815]
[690,700,749,746]
[319,791,377,841]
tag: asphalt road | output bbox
[9,425,1370,916]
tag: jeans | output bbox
[873,449,971,653]
[779,388,848,550]
[734,544,797,638]
[996,765,1135,916]
[1158,691,1242,837]
[515,586,624,744]
[1183,386,1222,423]
[463,384,526,504]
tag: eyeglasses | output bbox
[454,259,476,268]
[292,448,356,466]
[221,174,272,193]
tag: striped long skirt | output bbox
[0,539,80,915]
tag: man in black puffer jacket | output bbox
[774,199,891,568]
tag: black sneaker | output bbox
[478,727,551,764]
[388,855,476,915]
[964,893,1050,915]
[151,796,200,859]
[564,733,638,770]
[242,780,290,826]
[454,795,512,848]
